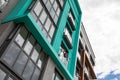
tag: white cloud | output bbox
[79,0,120,79]
[113,69,120,75]
[111,78,118,80]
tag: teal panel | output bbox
[2,0,32,23]
[52,1,70,53]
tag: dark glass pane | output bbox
[15,27,28,47]
[3,43,20,66]
[22,60,35,80]
[31,67,40,80]
[35,44,41,52]
[34,1,42,16]
[0,69,6,80]
[13,52,28,75]
[29,35,36,45]
[39,10,47,25]
[55,72,63,80]
[24,35,35,55]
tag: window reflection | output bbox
[8,77,13,80]
[13,52,28,75]
[37,59,42,69]
[44,18,51,31]
[23,60,35,80]
[39,10,47,24]
[53,1,58,11]
[31,49,39,63]
[3,43,20,66]
[31,67,40,80]
[34,2,42,16]
[46,1,52,11]
[15,27,28,47]
[0,69,6,80]
[49,25,55,38]
[24,41,33,55]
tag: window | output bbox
[52,70,63,80]
[39,10,47,25]
[0,69,6,80]
[31,0,65,43]
[33,2,42,16]
[63,27,72,49]
[1,26,48,80]
[68,10,76,30]
[3,43,21,67]
[0,67,19,80]
[0,0,9,12]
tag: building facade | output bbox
[75,23,97,80]
[0,0,83,80]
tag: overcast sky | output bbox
[78,0,120,79]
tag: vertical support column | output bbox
[79,49,85,80]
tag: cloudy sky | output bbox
[78,0,120,80]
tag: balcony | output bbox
[63,29,72,49]
[68,13,76,30]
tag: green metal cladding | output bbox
[2,0,82,80]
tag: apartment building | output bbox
[0,0,82,80]
[75,23,97,80]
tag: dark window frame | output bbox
[0,25,48,80]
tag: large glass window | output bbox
[31,0,65,43]
[3,43,20,67]
[0,69,6,80]
[39,10,47,25]
[33,2,42,16]
[13,52,28,75]
[1,26,48,80]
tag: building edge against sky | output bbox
[0,0,96,80]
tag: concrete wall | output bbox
[42,57,65,80]
[0,0,19,47]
